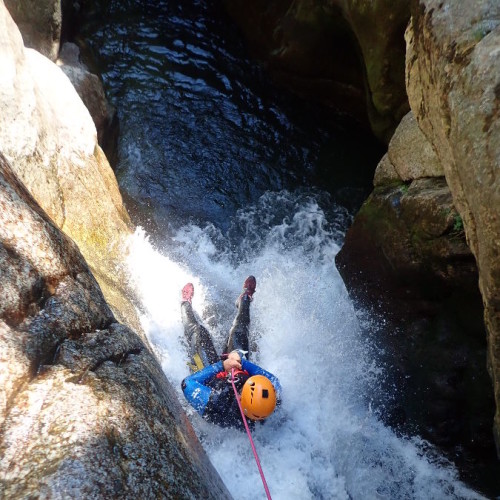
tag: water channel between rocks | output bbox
[80,1,495,498]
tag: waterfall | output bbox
[125,190,485,500]
[78,2,491,496]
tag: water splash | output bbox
[125,190,485,500]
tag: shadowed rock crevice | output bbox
[0,243,46,327]
[222,0,411,141]
[57,325,145,382]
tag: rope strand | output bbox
[231,368,272,500]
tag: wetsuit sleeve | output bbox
[182,361,224,415]
[241,359,282,403]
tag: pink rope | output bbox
[231,368,272,500]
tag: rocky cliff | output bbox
[336,0,500,457]
[0,2,231,497]
[405,0,500,454]
[335,113,492,456]
[0,0,137,333]
[0,152,230,498]
[3,0,61,61]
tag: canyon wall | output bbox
[0,2,231,496]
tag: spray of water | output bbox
[126,190,485,500]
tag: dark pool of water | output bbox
[79,0,383,238]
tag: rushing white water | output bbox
[126,190,485,500]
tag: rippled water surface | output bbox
[81,0,381,234]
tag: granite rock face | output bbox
[4,0,119,160]
[0,2,137,332]
[335,80,494,460]
[57,42,119,163]
[0,152,231,498]
[381,111,443,183]
[337,177,474,296]
[405,0,500,454]
[336,0,500,466]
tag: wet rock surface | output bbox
[336,74,498,488]
[0,3,231,496]
[335,175,496,488]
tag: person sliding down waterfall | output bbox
[181,276,282,428]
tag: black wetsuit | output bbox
[180,293,281,428]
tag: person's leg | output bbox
[225,276,256,357]
[181,283,219,368]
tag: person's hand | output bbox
[223,351,242,371]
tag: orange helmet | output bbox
[240,375,277,421]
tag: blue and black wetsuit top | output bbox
[181,359,282,428]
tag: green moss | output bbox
[452,213,464,233]
[400,183,410,195]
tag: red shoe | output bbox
[182,283,194,303]
[243,275,256,297]
[237,275,256,304]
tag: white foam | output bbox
[126,192,485,500]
